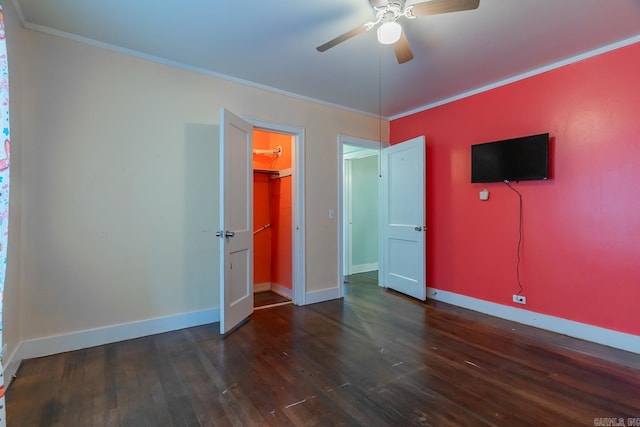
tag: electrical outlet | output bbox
[513,294,526,305]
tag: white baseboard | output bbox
[4,345,22,388]
[6,307,220,387]
[253,282,272,293]
[254,282,293,300]
[271,283,292,299]
[305,287,341,305]
[350,262,378,274]
[427,288,639,354]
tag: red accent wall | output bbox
[390,42,640,336]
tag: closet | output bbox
[253,130,293,307]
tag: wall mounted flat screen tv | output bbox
[471,133,549,183]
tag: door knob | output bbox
[415,226,423,231]
[224,230,235,238]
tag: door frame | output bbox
[337,134,388,297]
[245,117,306,306]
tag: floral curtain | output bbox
[0,1,10,343]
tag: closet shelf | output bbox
[254,168,292,179]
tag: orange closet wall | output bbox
[253,130,293,292]
[270,172,292,291]
[253,172,272,286]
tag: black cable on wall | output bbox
[504,181,524,296]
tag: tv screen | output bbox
[471,133,549,183]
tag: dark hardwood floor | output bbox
[7,272,640,426]
[254,290,291,309]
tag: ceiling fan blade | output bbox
[316,25,369,52]
[393,31,414,64]
[410,0,479,17]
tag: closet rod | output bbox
[253,146,282,157]
[254,223,271,235]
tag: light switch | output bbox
[329,209,335,219]
[479,189,489,201]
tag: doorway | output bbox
[338,135,386,296]
[338,134,427,301]
[252,129,294,309]
[219,111,306,333]
[245,117,306,309]
[343,146,380,275]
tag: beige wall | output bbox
[5,3,387,353]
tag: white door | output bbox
[219,108,254,334]
[380,136,426,300]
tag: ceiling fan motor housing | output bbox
[375,0,408,23]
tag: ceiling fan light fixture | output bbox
[377,21,402,45]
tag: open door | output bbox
[219,108,254,334]
[380,136,426,300]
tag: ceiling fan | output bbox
[316,0,480,64]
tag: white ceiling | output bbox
[13,0,640,118]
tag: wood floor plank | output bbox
[254,291,291,308]
[6,272,640,426]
